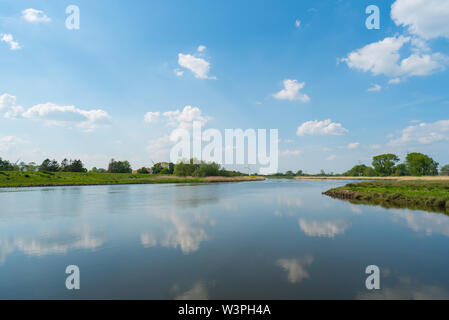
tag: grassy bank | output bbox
[324,180,449,214]
[0,171,265,188]
[296,176,449,181]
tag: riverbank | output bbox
[296,176,449,181]
[323,180,449,213]
[0,171,265,188]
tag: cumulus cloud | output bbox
[341,36,447,78]
[22,8,51,23]
[295,19,301,28]
[276,256,314,284]
[388,120,449,146]
[389,78,402,84]
[143,111,160,123]
[162,105,210,129]
[273,79,310,102]
[347,142,360,149]
[178,53,215,79]
[0,94,110,131]
[197,45,206,52]
[296,119,348,136]
[22,103,110,131]
[175,281,210,300]
[391,0,449,40]
[368,84,382,92]
[0,34,21,50]
[173,69,184,77]
[299,219,350,238]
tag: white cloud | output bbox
[297,119,348,136]
[295,19,301,28]
[326,154,337,161]
[299,219,350,238]
[175,282,210,300]
[341,36,447,78]
[347,142,360,149]
[391,0,449,40]
[1,93,110,131]
[0,136,26,152]
[273,79,310,102]
[389,77,402,84]
[173,69,184,77]
[178,53,215,79]
[281,149,301,156]
[276,256,313,284]
[143,111,160,123]
[22,8,51,23]
[368,84,381,92]
[0,33,21,50]
[197,45,206,52]
[163,105,210,129]
[388,120,449,146]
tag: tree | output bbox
[285,170,294,176]
[295,170,303,176]
[343,165,376,177]
[39,159,60,172]
[0,158,14,171]
[394,163,409,176]
[91,167,106,173]
[441,165,449,176]
[372,154,400,176]
[405,153,439,176]
[108,159,132,173]
[137,167,150,174]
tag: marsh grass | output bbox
[0,171,264,188]
[324,180,449,214]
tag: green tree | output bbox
[441,165,449,176]
[107,159,132,173]
[394,163,410,176]
[372,154,400,176]
[39,159,60,172]
[285,170,294,176]
[0,157,14,171]
[295,170,303,176]
[405,153,439,176]
[137,167,150,174]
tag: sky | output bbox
[1,0,449,174]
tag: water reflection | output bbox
[1,180,449,299]
[391,209,449,238]
[299,219,351,238]
[276,256,314,284]
[173,281,212,300]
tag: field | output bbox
[0,171,265,188]
[324,180,449,214]
[296,176,449,181]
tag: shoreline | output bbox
[296,176,449,181]
[0,174,265,189]
[323,180,449,214]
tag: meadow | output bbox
[0,171,264,188]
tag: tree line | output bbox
[344,152,449,177]
[0,157,247,177]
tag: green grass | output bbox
[324,180,449,213]
[0,171,208,187]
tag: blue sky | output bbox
[1,0,449,173]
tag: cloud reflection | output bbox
[276,256,313,284]
[299,219,350,238]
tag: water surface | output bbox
[1,180,449,299]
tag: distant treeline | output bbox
[343,153,448,177]
[0,157,247,177]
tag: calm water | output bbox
[1,179,449,300]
